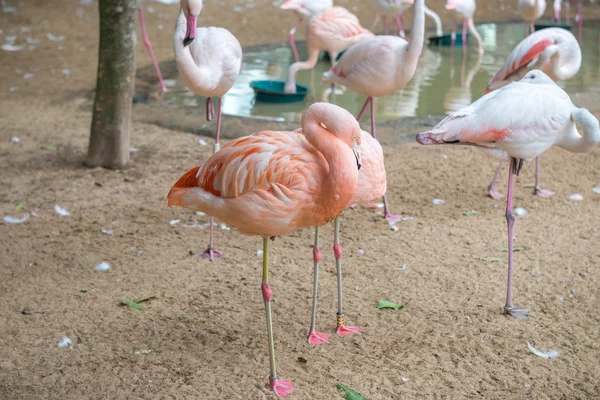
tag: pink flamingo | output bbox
[308,129,386,345]
[167,102,362,397]
[371,0,444,38]
[173,0,242,260]
[417,70,600,318]
[284,7,373,94]
[321,0,425,222]
[138,7,167,94]
[445,0,484,55]
[279,0,333,63]
[518,0,546,35]
[484,28,581,199]
[554,0,582,25]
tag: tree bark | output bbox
[87,0,139,169]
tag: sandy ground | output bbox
[2,0,600,399]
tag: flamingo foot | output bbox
[307,331,329,345]
[503,305,531,320]
[336,325,361,336]
[197,247,224,261]
[488,187,504,200]
[368,202,379,209]
[384,213,404,223]
[534,188,555,198]
[270,378,299,398]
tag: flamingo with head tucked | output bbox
[284,6,373,94]
[484,28,581,199]
[321,0,425,222]
[417,70,600,319]
[173,0,242,260]
[279,0,334,62]
[445,0,484,54]
[167,102,362,397]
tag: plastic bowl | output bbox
[428,33,469,47]
[534,22,571,31]
[250,80,309,103]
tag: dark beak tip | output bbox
[183,37,194,47]
[357,162,362,170]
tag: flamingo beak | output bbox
[353,145,361,170]
[184,14,198,46]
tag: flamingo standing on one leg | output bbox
[321,0,425,222]
[284,6,373,93]
[445,0,484,55]
[279,0,334,63]
[484,28,581,199]
[370,0,413,37]
[308,129,386,345]
[417,70,600,318]
[138,7,167,95]
[173,0,242,261]
[518,0,546,35]
[167,102,362,397]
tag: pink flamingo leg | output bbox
[462,20,468,48]
[576,1,582,43]
[138,8,167,95]
[394,14,405,38]
[533,156,555,197]
[504,159,531,319]
[198,97,225,260]
[307,227,330,345]
[288,18,302,63]
[488,161,505,199]
[382,15,389,35]
[356,97,370,123]
[530,21,535,34]
[261,240,299,397]
[334,218,360,337]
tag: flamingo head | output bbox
[181,0,202,46]
[445,0,459,10]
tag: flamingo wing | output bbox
[311,7,370,42]
[486,35,554,93]
[195,131,325,200]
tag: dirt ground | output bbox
[2,0,600,399]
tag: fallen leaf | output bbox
[21,307,42,315]
[41,144,56,151]
[479,257,505,262]
[134,349,152,355]
[522,184,535,188]
[51,231,60,236]
[336,382,366,400]
[120,297,144,310]
[462,210,477,216]
[133,296,157,304]
[15,202,24,210]
[498,246,530,252]
[377,299,410,310]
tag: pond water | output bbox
[155,21,600,123]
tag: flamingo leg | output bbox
[394,14,405,38]
[334,217,360,337]
[382,15,389,35]
[451,22,457,49]
[533,156,555,197]
[504,158,531,319]
[288,18,302,63]
[530,21,535,34]
[261,239,298,397]
[462,19,468,48]
[488,161,505,199]
[138,8,167,95]
[356,97,370,123]
[198,97,224,260]
[307,227,330,345]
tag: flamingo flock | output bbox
[157,0,599,396]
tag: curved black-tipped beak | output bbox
[184,14,198,47]
[353,147,361,170]
[183,36,194,47]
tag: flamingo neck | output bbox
[547,44,581,81]
[423,5,443,37]
[406,0,424,63]
[466,18,484,55]
[285,47,320,91]
[558,108,600,153]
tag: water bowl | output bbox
[323,50,347,62]
[250,80,309,103]
[534,22,571,31]
[428,33,469,47]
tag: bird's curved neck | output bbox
[303,122,357,217]
[173,10,216,92]
[286,47,320,89]
[466,18,484,55]
[545,45,581,81]
[406,0,424,63]
[423,5,443,37]
[558,108,600,153]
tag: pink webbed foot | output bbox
[488,187,504,200]
[384,213,404,223]
[197,247,225,261]
[504,306,531,320]
[368,202,379,209]
[534,188,555,198]
[308,331,329,346]
[336,325,361,336]
[270,378,299,398]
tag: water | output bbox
[155,22,600,123]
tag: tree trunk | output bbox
[87,0,139,169]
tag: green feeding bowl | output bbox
[323,50,346,62]
[534,22,571,31]
[250,80,309,103]
[428,33,469,47]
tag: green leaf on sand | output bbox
[80,289,88,293]
[120,297,144,310]
[133,296,157,304]
[498,246,530,252]
[15,202,24,210]
[41,144,56,151]
[51,231,60,236]
[522,184,535,188]
[377,299,410,310]
[479,257,505,262]
[336,383,366,400]
[134,349,152,355]
[462,210,477,216]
